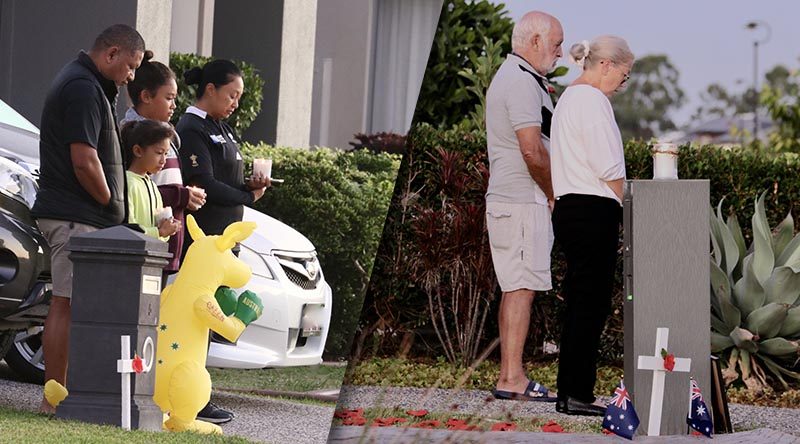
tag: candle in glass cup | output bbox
[253,158,273,178]
[156,206,173,223]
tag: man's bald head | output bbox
[511,11,563,75]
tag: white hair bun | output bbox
[568,39,592,68]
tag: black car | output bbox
[0,100,51,383]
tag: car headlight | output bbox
[239,246,275,280]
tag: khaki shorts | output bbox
[486,201,554,292]
[37,219,98,299]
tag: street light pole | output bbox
[745,20,771,143]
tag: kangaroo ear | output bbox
[215,221,257,251]
[186,215,205,241]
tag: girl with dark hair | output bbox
[176,59,269,254]
[120,119,182,240]
[122,50,206,273]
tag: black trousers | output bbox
[552,194,622,402]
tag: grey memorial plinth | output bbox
[56,226,171,431]
[623,180,711,435]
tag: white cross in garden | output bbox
[637,327,691,436]
[117,335,154,430]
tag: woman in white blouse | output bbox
[550,35,634,416]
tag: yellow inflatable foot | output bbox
[43,380,68,407]
[165,416,222,435]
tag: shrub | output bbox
[710,193,800,392]
[349,132,407,155]
[169,52,264,135]
[413,0,514,128]
[354,123,800,369]
[239,144,400,359]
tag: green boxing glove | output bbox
[214,287,238,316]
[234,290,264,326]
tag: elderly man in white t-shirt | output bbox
[485,11,563,402]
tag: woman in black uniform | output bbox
[175,59,269,425]
[177,59,269,253]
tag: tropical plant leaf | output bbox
[777,305,800,338]
[763,266,800,306]
[772,211,794,260]
[711,331,734,353]
[732,254,765,318]
[776,231,800,272]
[751,191,775,287]
[744,302,789,339]
[727,214,746,281]
[716,213,740,277]
[729,327,758,353]
[710,211,724,268]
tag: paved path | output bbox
[0,361,335,443]
[337,385,800,439]
[328,426,800,443]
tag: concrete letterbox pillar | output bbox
[56,226,170,431]
[623,180,711,436]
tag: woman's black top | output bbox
[176,107,254,237]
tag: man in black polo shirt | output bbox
[32,24,145,413]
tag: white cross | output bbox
[636,327,691,436]
[117,335,154,430]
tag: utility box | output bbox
[56,226,170,431]
[623,180,710,435]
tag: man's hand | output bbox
[548,199,555,212]
[186,186,206,211]
[70,143,110,205]
[516,126,554,201]
[234,290,263,326]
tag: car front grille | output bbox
[282,266,319,290]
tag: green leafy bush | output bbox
[413,0,514,128]
[239,144,400,359]
[169,52,264,135]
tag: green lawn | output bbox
[209,364,346,393]
[0,406,255,443]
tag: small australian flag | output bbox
[687,378,713,438]
[603,379,640,440]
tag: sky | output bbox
[502,0,800,128]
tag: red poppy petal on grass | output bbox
[491,422,517,432]
[446,418,467,427]
[541,420,565,433]
[411,420,441,429]
[602,428,614,435]
[406,409,429,417]
[691,430,703,436]
[342,416,367,426]
[334,408,364,419]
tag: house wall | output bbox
[0,0,172,125]
[309,0,375,149]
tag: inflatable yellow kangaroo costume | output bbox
[153,215,263,434]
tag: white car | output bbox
[209,207,332,368]
[0,98,330,381]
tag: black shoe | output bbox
[196,402,235,424]
[555,396,606,416]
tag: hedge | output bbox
[239,144,400,359]
[354,123,800,365]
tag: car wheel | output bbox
[4,326,45,384]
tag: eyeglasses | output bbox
[613,63,631,86]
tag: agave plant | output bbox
[710,191,800,392]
